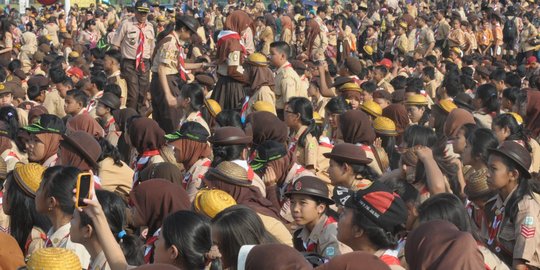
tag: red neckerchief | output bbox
[45,231,70,248]
[487,205,504,246]
[304,216,336,252]
[183,159,212,189]
[135,23,146,72]
[144,234,158,264]
[175,36,188,81]
[217,31,247,55]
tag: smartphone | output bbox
[75,173,93,208]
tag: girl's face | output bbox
[486,154,514,190]
[452,128,467,154]
[34,179,48,214]
[337,207,357,247]
[367,27,374,37]
[328,159,349,186]
[326,112,339,129]
[153,230,177,265]
[491,124,508,144]
[290,194,325,227]
[69,210,88,244]
[96,103,109,117]
[462,140,473,165]
[374,98,390,110]
[349,97,361,110]
[26,134,46,163]
[284,105,300,128]
[406,105,424,123]
[178,95,190,110]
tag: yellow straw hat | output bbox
[339,82,362,92]
[0,158,6,180]
[404,94,429,106]
[13,163,46,198]
[26,248,82,270]
[373,116,399,136]
[204,99,222,118]
[194,189,237,218]
[363,45,374,56]
[253,101,277,115]
[68,51,80,58]
[246,52,269,66]
[313,111,323,124]
[361,100,383,118]
[437,99,457,113]
[506,112,523,125]
[399,21,408,29]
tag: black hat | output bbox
[27,75,49,90]
[333,182,407,233]
[135,0,150,13]
[195,73,216,87]
[488,141,532,178]
[177,15,200,33]
[151,1,160,7]
[23,114,65,135]
[250,140,288,171]
[332,76,354,88]
[98,92,121,110]
[285,176,334,205]
[210,127,252,145]
[323,143,372,164]
[290,60,307,71]
[165,121,210,143]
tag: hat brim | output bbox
[136,7,150,13]
[374,129,399,136]
[177,18,198,33]
[323,152,373,165]
[285,189,335,205]
[205,168,252,187]
[210,135,252,145]
[97,98,118,110]
[22,124,62,135]
[361,107,381,118]
[61,135,100,169]
[487,148,531,179]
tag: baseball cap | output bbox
[378,58,393,69]
[527,56,537,66]
[333,181,407,233]
[135,0,150,13]
[23,114,65,135]
[165,121,210,143]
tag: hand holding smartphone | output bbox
[75,173,94,208]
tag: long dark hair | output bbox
[39,166,80,215]
[4,172,51,251]
[492,113,532,152]
[380,135,399,170]
[211,144,246,167]
[212,205,278,270]
[0,107,24,151]
[350,207,401,250]
[80,190,144,265]
[475,84,500,114]
[180,83,205,112]
[97,137,123,167]
[287,97,320,147]
[334,159,379,181]
[162,211,220,270]
[467,128,499,164]
[417,193,482,241]
[324,96,350,114]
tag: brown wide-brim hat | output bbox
[488,141,532,179]
[204,161,252,187]
[332,76,354,88]
[284,176,334,205]
[323,143,372,165]
[60,131,102,169]
[210,127,252,145]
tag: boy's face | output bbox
[64,95,82,115]
[96,102,109,117]
[0,93,13,107]
[103,55,117,72]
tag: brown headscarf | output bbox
[129,118,165,154]
[203,173,281,220]
[242,244,312,270]
[443,108,476,138]
[113,108,139,132]
[129,179,191,236]
[218,10,252,63]
[28,105,48,124]
[339,110,376,145]
[382,104,409,134]
[138,162,183,186]
[35,133,62,164]
[280,15,294,32]
[246,111,288,146]
[264,13,277,34]
[59,143,94,171]
[245,64,275,93]
[526,90,540,138]
[169,139,211,169]
[405,220,484,270]
[315,251,391,270]
[266,151,295,186]
[306,20,322,57]
[66,114,105,138]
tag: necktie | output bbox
[136,23,146,72]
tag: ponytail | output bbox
[287,97,320,148]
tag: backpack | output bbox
[503,17,518,42]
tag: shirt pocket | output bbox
[498,222,516,245]
[127,31,138,45]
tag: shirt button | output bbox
[495,246,501,253]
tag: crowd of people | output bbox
[0,0,539,269]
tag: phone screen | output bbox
[78,174,92,207]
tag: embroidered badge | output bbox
[521,224,535,238]
[295,181,302,191]
[524,216,534,227]
[325,246,335,257]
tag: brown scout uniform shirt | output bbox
[111,17,155,60]
[275,62,304,110]
[415,25,435,56]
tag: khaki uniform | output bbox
[44,23,60,47]
[520,24,538,53]
[150,32,184,133]
[448,28,466,49]
[394,33,410,55]
[407,28,417,55]
[281,28,293,45]
[294,215,343,258]
[311,34,329,61]
[275,62,304,110]
[434,19,451,42]
[88,251,111,270]
[247,85,276,115]
[377,75,395,93]
[107,70,128,109]
[185,158,212,202]
[26,227,46,259]
[180,111,210,134]
[425,80,439,98]
[290,125,318,169]
[279,164,315,222]
[46,223,91,268]
[43,89,66,118]
[258,213,293,246]
[86,91,104,119]
[1,141,28,171]
[415,25,435,56]
[98,157,133,197]
[103,117,121,146]
[96,20,107,36]
[482,189,540,268]
[111,17,155,113]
